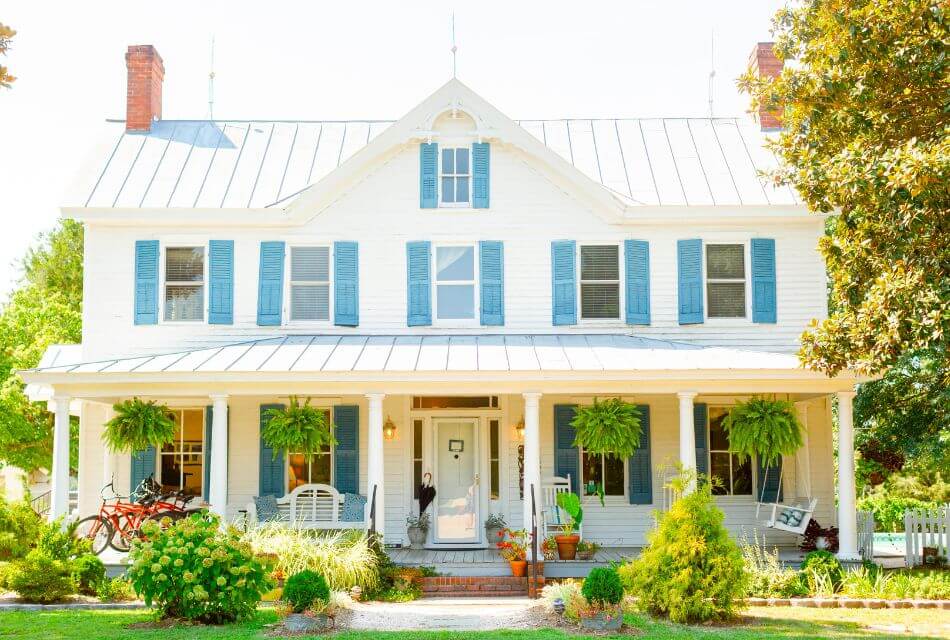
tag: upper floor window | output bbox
[159,409,204,496]
[435,245,476,321]
[164,247,205,322]
[708,407,753,496]
[441,147,471,207]
[706,244,746,318]
[289,246,331,322]
[580,244,620,320]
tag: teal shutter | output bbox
[208,240,234,324]
[134,240,159,325]
[420,143,438,208]
[751,238,777,323]
[757,455,784,502]
[259,404,285,497]
[624,239,651,325]
[406,241,432,326]
[628,405,652,504]
[553,405,579,494]
[130,446,156,498]
[203,405,213,501]
[472,142,490,208]
[257,241,285,326]
[694,403,708,479]
[334,241,359,327]
[551,240,577,326]
[333,405,359,494]
[677,239,704,324]
[479,240,504,326]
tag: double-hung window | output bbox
[579,244,620,320]
[287,409,332,491]
[581,450,625,498]
[708,407,753,496]
[706,244,746,318]
[159,409,204,496]
[164,247,205,321]
[289,246,331,321]
[440,147,471,206]
[434,245,476,321]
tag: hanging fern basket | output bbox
[102,397,176,453]
[262,396,337,461]
[570,398,643,459]
[721,397,803,466]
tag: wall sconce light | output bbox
[383,416,397,441]
[514,416,525,440]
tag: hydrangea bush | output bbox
[128,513,272,623]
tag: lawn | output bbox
[1,608,948,640]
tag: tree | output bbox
[0,23,15,89]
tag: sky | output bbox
[0,0,785,299]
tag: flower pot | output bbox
[555,534,580,560]
[509,559,528,577]
[407,525,427,549]
[576,549,594,561]
[283,613,332,633]
[579,611,623,631]
[486,525,504,543]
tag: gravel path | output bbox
[341,597,540,631]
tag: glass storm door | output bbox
[434,418,480,543]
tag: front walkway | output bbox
[342,597,536,631]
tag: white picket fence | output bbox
[904,505,950,566]
[857,510,874,561]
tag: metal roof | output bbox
[79,117,796,209]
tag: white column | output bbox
[836,390,859,561]
[677,391,698,493]
[366,393,385,537]
[49,395,71,521]
[794,401,812,499]
[522,392,542,558]
[208,394,229,518]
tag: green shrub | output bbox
[35,517,90,562]
[282,569,330,613]
[618,471,746,623]
[801,550,843,591]
[0,499,42,560]
[581,567,623,607]
[96,576,137,602]
[8,549,77,603]
[0,561,11,590]
[71,554,106,595]
[856,493,938,532]
[540,580,586,621]
[739,531,808,598]
[128,512,272,623]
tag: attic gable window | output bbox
[440,147,471,207]
[164,247,205,322]
[579,244,620,320]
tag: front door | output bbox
[433,418,480,543]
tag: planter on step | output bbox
[579,611,623,631]
[509,559,528,577]
[283,613,332,633]
[407,525,427,549]
[486,525,504,544]
[555,534,580,560]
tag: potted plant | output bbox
[554,492,583,560]
[262,396,337,460]
[541,536,559,561]
[578,567,624,631]
[102,397,176,453]
[571,398,643,459]
[484,513,507,543]
[576,540,601,561]
[497,528,530,576]
[406,512,430,549]
[722,397,803,472]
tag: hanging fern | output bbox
[571,398,642,459]
[103,397,176,453]
[722,397,803,466]
[262,396,337,461]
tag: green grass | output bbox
[0,608,948,640]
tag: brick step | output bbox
[424,590,528,598]
[420,576,544,598]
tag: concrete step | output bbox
[420,576,544,598]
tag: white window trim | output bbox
[160,243,208,324]
[157,408,205,495]
[578,447,628,504]
[284,243,334,325]
[438,145,473,209]
[432,242,480,327]
[285,406,334,490]
[577,242,624,323]
[703,241,752,323]
[706,405,757,500]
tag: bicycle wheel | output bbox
[74,515,113,555]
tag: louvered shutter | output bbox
[479,240,504,326]
[628,405,652,504]
[624,239,650,325]
[259,404,285,497]
[420,143,438,208]
[751,238,777,323]
[257,241,285,326]
[130,446,156,498]
[472,142,490,208]
[694,403,709,479]
[208,240,234,324]
[757,455,784,502]
[134,240,159,325]
[551,240,577,326]
[203,405,213,501]
[677,239,704,324]
[333,405,359,494]
[553,404,579,494]
[406,241,432,326]
[334,241,359,327]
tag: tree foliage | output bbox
[0,23,14,89]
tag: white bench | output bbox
[245,483,365,529]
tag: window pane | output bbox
[582,451,603,495]
[308,454,332,485]
[414,461,423,499]
[290,284,330,321]
[706,244,745,279]
[436,246,475,281]
[291,246,329,281]
[164,285,204,321]
[580,283,620,319]
[442,148,455,174]
[436,284,475,319]
[490,461,500,500]
[160,455,180,493]
[413,420,423,457]
[166,247,204,282]
[710,452,731,495]
[441,177,455,203]
[456,176,469,203]
[163,411,184,453]
[456,148,469,174]
[733,455,753,495]
[288,453,307,491]
[604,455,625,496]
[580,245,619,280]
[707,282,746,318]
[709,420,729,450]
[490,420,499,459]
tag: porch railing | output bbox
[31,490,51,516]
[857,510,874,561]
[529,483,539,598]
[368,485,378,542]
[905,505,950,566]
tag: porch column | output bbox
[522,392,542,558]
[836,390,859,561]
[366,393,385,537]
[208,394,229,518]
[677,391,698,493]
[49,394,71,521]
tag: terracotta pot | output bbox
[509,559,528,577]
[555,534,580,560]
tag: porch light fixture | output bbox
[383,416,397,441]
[514,416,525,440]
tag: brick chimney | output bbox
[125,45,164,132]
[749,42,783,131]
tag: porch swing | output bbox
[755,451,818,536]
